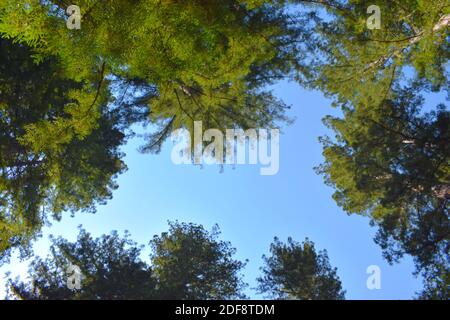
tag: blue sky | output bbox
[1,80,423,299]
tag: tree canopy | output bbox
[0,0,298,260]
[0,0,304,260]
[0,0,301,151]
[8,227,154,300]
[0,38,126,264]
[0,0,448,299]
[257,237,345,300]
[149,221,247,300]
[7,222,247,300]
[289,0,449,296]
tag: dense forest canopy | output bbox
[7,224,345,300]
[0,38,126,263]
[0,0,448,298]
[7,223,248,300]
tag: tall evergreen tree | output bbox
[288,1,449,297]
[0,0,448,298]
[0,1,303,258]
[8,227,155,300]
[0,0,302,152]
[257,237,345,300]
[7,222,247,300]
[0,39,126,264]
[416,261,449,300]
[150,221,247,300]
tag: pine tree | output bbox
[0,1,302,152]
[0,1,302,258]
[0,0,306,257]
[7,222,247,300]
[150,221,247,300]
[0,39,126,263]
[8,228,156,300]
[288,0,449,298]
[257,237,346,300]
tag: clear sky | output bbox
[1,80,423,299]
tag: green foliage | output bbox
[7,222,247,300]
[0,0,300,152]
[416,262,449,300]
[319,87,449,285]
[0,0,301,260]
[293,0,450,98]
[8,227,155,300]
[0,39,126,263]
[257,237,345,300]
[150,221,247,300]
[0,0,448,299]
[289,1,450,297]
